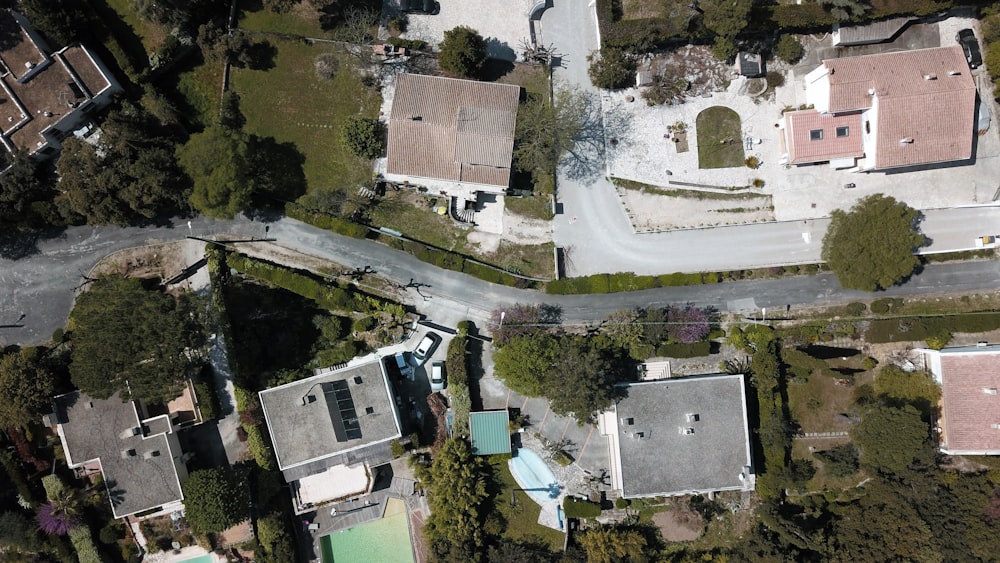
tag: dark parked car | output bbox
[957,29,982,69]
[401,0,439,14]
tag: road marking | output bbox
[559,419,571,442]
[578,426,595,458]
[538,405,550,429]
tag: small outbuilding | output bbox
[735,52,764,78]
[469,410,512,455]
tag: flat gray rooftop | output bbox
[54,391,183,518]
[614,374,752,498]
[259,359,402,471]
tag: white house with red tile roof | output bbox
[780,45,977,172]
[918,345,1000,456]
[384,73,520,201]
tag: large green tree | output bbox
[514,83,588,175]
[851,403,930,475]
[492,333,558,397]
[438,26,487,77]
[179,127,254,219]
[577,525,649,563]
[701,0,753,60]
[422,438,497,559]
[544,336,618,422]
[821,194,925,291]
[69,275,202,404]
[0,349,57,430]
[182,468,249,534]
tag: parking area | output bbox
[385,0,537,61]
[603,14,1000,226]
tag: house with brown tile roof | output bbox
[0,11,121,164]
[384,73,520,200]
[919,345,1000,455]
[780,45,977,172]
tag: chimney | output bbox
[899,138,914,145]
[923,74,937,80]
[948,70,961,76]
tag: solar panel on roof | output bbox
[324,380,362,442]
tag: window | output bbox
[809,129,824,141]
[836,126,849,138]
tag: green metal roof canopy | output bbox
[469,410,511,455]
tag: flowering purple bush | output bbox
[36,502,78,535]
[490,304,561,346]
[666,306,710,344]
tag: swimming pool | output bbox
[178,555,213,563]
[320,498,414,563]
[509,448,560,505]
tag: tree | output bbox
[340,117,385,160]
[774,35,803,63]
[422,438,496,557]
[69,275,202,404]
[256,513,296,563]
[182,468,249,534]
[873,365,940,418]
[0,511,43,555]
[577,525,648,563]
[601,309,651,360]
[544,336,617,423]
[438,26,487,77]
[666,305,710,344]
[493,333,559,396]
[701,0,752,60]
[587,48,636,89]
[821,194,924,291]
[179,127,254,218]
[219,90,245,131]
[0,150,49,228]
[514,83,589,175]
[814,443,859,478]
[0,349,57,430]
[851,404,929,475]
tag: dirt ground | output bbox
[617,186,775,231]
[468,207,553,252]
[90,239,210,293]
[653,508,703,542]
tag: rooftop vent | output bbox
[622,417,634,426]
[353,376,363,385]
[85,401,94,409]
[680,427,695,435]
[899,138,914,145]
[365,406,375,415]
[992,423,1000,430]
[635,431,645,439]
[144,450,160,459]
[868,88,875,95]
[923,74,937,80]
[948,70,961,76]
[983,388,998,395]
[302,394,317,406]
[121,449,136,458]
[411,116,422,121]
[687,413,700,423]
[978,341,989,347]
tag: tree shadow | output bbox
[245,39,278,71]
[478,57,516,82]
[0,227,64,260]
[483,39,516,62]
[560,91,632,183]
[248,135,308,211]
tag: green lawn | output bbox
[505,194,554,221]
[239,4,327,38]
[490,458,564,552]
[230,39,380,195]
[695,106,744,169]
[104,0,167,52]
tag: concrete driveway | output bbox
[388,0,537,60]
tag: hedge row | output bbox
[69,526,102,563]
[563,497,601,518]
[446,334,471,434]
[656,341,711,358]
[547,271,712,294]
[226,253,373,314]
[865,313,1000,344]
[284,205,369,238]
[193,379,219,422]
[256,512,297,562]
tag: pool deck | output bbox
[515,432,590,532]
[301,459,429,562]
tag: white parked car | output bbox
[412,332,441,365]
[429,361,446,391]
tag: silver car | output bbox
[429,361,446,391]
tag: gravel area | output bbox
[617,185,774,231]
[390,0,537,61]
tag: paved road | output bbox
[4,215,1000,347]
[538,2,1000,276]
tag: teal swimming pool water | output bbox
[509,448,560,505]
[178,555,213,563]
[320,499,414,563]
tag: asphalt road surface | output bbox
[3,215,1000,347]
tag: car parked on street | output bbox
[957,29,982,69]
[412,332,441,365]
[429,361,446,391]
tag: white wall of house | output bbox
[858,100,879,171]
[804,65,831,113]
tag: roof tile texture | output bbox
[784,110,863,164]
[387,73,519,187]
[940,353,1000,453]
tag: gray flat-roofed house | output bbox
[53,391,187,519]
[259,358,403,482]
[598,374,754,498]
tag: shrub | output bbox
[615,497,629,509]
[814,444,859,478]
[774,35,803,63]
[314,53,339,80]
[284,205,369,238]
[438,26,487,77]
[245,424,277,471]
[193,379,219,421]
[257,513,296,563]
[745,155,760,169]
[870,297,903,315]
[925,330,952,350]
[587,48,636,89]
[69,526,102,563]
[845,302,867,316]
[769,4,837,29]
[352,316,376,333]
[563,497,601,518]
[387,36,426,50]
[656,341,711,358]
[390,439,405,458]
[552,450,573,466]
[340,117,385,160]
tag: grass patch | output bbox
[239,3,326,37]
[491,241,554,279]
[787,363,872,434]
[792,440,867,492]
[371,192,472,251]
[491,458,564,552]
[505,194,554,220]
[230,39,380,195]
[696,106,744,169]
[104,0,168,52]
[174,54,224,127]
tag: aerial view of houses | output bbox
[6,0,1000,562]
